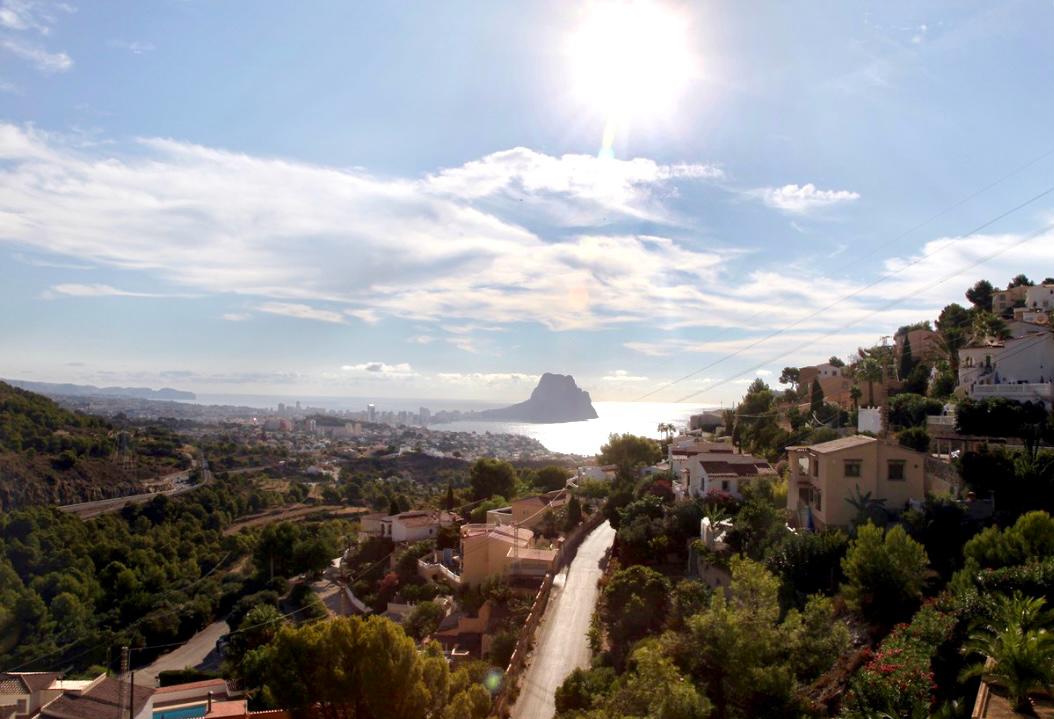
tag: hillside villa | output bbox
[958,328,1054,408]
[458,524,556,587]
[787,435,955,530]
[669,439,776,499]
[485,490,567,530]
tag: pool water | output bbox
[153,704,208,719]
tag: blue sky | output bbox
[1,0,1054,404]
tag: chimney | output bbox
[207,692,213,714]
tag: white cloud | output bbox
[222,312,251,321]
[446,336,479,353]
[407,335,435,345]
[44,283,170,298]
[256,302,345,324]
[341,362,416,376]
[426,146,722,224]
[0,0,72,34]
[0,124,734,331]
[749,183,860,214]
[1,37,70,71]
[602,369,648,382]
[756,369,772,376]
[345,308,380,324]
[436,372,537,386]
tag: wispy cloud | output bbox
[44,283,175,298]
[345,308,380,324]
[436,372,537,386]
[221,312,252,322]
[0,2,74,71]
[107,39,154,54]
[748,183,860,214]
[0,124,732,331]
[256,302,346,324]
[1,37,71,71]
[602,369,648,382]
[0,0,73,35]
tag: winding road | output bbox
[134,619,229,687]
[510,520,616,719]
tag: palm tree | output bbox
[854,357,884,407]
[850,386,862,412]
[845,485,887,529]
[961,594,1054,713]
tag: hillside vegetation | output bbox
[0,381,188,510]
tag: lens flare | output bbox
[483,668,504,693]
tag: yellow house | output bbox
[459,524,556,587]
[787,435,933,530]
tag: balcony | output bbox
[972,382,1054,406]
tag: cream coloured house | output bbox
[787,435,936,530]
[458,523,556,587]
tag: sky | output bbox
[1,0,1054,405]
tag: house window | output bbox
[814,489,822,511]
[721,480,730,491]
[844,460,862,478]
[811,457,819,477]
[888,461,906,481]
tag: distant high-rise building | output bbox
[419,407,431,424]
[296,400,301,411]
[367,403,376,423]
[278,402,286,415]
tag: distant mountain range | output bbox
[476,373,598,423]
[4,379,195,402]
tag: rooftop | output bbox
[0,672,59,695]
[789,435,877,454]
[41,677,153,719]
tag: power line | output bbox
[673,222,1054,403]
[637,178,1054,403]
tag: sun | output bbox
[567,1,698,125]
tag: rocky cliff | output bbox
[478,373,598,423]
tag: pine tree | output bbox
[444,480,455,510]
[810,379,824,415]
[899,336,915,379]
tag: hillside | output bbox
[5,378,195,401]
[0,381,189,510]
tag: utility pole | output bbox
[117,646,129,719]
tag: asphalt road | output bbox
[134,619,229,687]
[510,520,616,719]
[58,465,210,518]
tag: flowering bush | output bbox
[842,603,957,717]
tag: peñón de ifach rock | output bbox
[476,373,598,423]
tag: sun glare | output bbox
[567,1,697,128]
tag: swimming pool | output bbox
[153,704,208,719]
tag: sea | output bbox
[191,394,713,456]
[438,401,715,456]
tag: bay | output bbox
[436,400,716,456]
